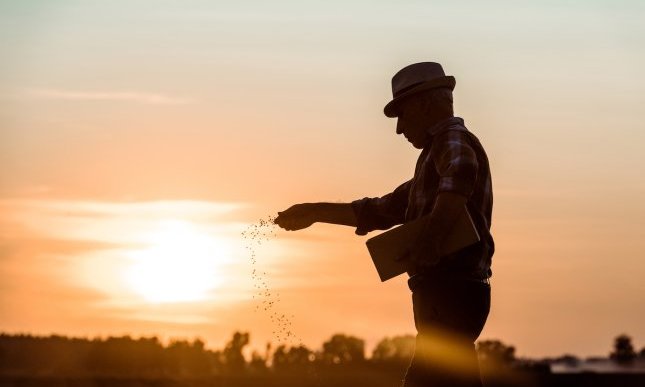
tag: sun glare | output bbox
[124,220,231,303]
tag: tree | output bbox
[164,338,211,376]
[321,334,365,365]
[249,351,268,372]
[372,335,415,364]
[222,332,250,372]
[272,344,314,371]
[476,340,516,369]
[610,334,636,364]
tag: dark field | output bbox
[2,372,645,387]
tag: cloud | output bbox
[0,198,247,247]
[26,88,192,105]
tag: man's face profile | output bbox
[395,96,430,149]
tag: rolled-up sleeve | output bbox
[431,131,478,197]
[350,180,412,236]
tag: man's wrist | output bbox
[310,202,357,227]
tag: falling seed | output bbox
[242,215,302,347]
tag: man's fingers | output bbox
[274,206,313,231]
[275,218,300,231]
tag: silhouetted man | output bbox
[275,62,494,387]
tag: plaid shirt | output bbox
[351,117,494,278]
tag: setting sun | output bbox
[124,220,232,303]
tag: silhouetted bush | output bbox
[320,334,365,366]
[477,339,516,368]
[372,335,414,362]
[222,332,249,373]
[272,344,314,371]
[610,334,637,364]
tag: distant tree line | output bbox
[0,332,401,378]
[0,332,642,378]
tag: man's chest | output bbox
[405,148,441,219]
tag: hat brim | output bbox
[383,76,456,118]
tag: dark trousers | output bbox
[403,276,491,387]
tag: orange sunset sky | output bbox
[1,1,644,358]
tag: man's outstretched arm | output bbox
[275,180,411,233]
[274,202,357,231]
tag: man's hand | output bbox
[274,203,317,231]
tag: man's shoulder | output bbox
[428,124,490,163]
[430,125,471,149]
